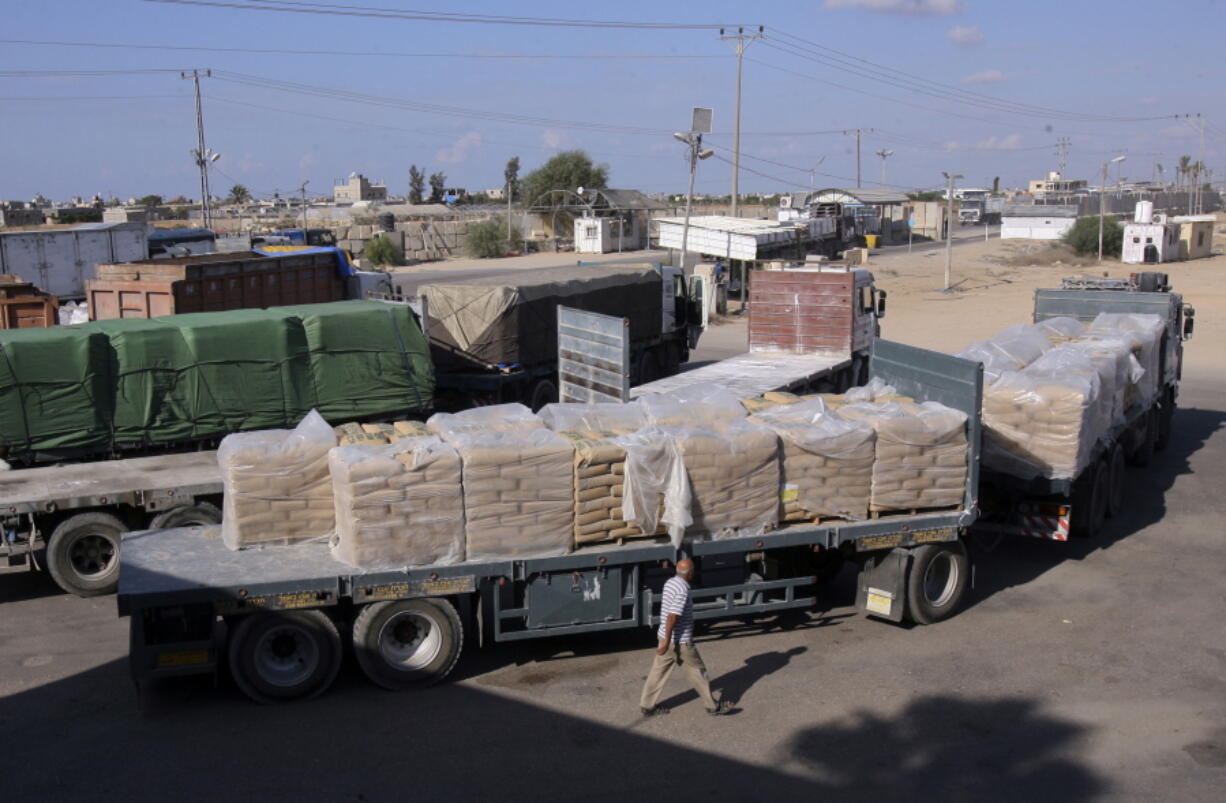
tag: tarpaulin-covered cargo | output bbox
[0,300,432,460]
[419,265,663,371]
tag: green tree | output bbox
[227,184,251,204]
[1063,215,1123,258]
[363,235,403,267]
[428,171,447,203]
[465,217,522,258]
[136,194,164,207]
[408,165,426,204]
[520,150,608,209]
[1176,155,1191,188]
[504,156,521,201]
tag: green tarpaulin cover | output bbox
[0,301,433,459]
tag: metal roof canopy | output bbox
[654,215,825,261]
[809,188,909,205]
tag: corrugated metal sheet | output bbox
[1002,204,1079,219]
[809,188,908,205]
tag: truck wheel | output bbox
[149,502,222,530]
[1129,409,1156,467]
[528,379,557,412]
[46,512,128,597]
[662,343,682,377]
[228,610,342,704]
[1071,461,1108,538]
[638,351,662,384]
[1105,445,1126,518]
[352,599,464,690]
[904,542,969,625]
[1155,390,1175,452]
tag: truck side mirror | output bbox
[1183,305,1195,340]
[876,290,888,318]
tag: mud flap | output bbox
[856,548,911,623]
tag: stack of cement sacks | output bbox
[1087,313,1165,407]
[218,410,338,550]
[639,384,780,539]
[838,401,969,512]
[750,398,875,522]
[428,405,574,561]
[540,403,660,546]
[335,420,430,446]
[329,436,464,569]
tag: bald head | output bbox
[675,559,694,580]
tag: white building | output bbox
[333,173,387,205]
[1000,204,1078,240]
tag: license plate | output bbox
[157,649,210,668]
[865,588,894,617]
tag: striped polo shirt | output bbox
[658,575,694,644]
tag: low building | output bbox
[1122,220,1181,264]
[1028,172,1089,196]
[485,187,506,201]
[0,205,46,227]
[808,188,910,243]
[102,207,150,224]
[333,173,387,205]
[1172,214,1215,259]
[1000,204,1079,240]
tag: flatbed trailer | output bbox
[632,352,853,399]
[118,338,984,703]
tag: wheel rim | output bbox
[922,552,959,608]
[253,624,320,688]
[68,532,116,577]
[377,610,443,672]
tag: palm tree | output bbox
[1176,155,1192,189]
[227,184,252,205]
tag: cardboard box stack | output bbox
[218,410,337,550]
[839,401,968,512]
[329,436,464,569]
[751,398,875,522]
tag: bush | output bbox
[465,217,521,258]
[363,235,403,267]
[1063,215,1123,258]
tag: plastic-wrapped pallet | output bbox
[448,428,574,561]
[750,398,874,522]
[980,353,1102,480]
[638,382,746,427]
[1063,337,1141,426]
[839,402,968,511]
[427,403,543,439]
[668,418,780,538]
[329,436,464,569]
[1087,313,1165,407]
[539,402,658,546]
[1035,316,1087,344]
[335,420,430,446]
[617,429,691,548]
[218,410,337,550]
[740,391,803,415]
[843,376,913,404]
[957,324,1052,384]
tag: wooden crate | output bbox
[0,295,58,329]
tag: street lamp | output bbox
[674,112,714,274]
[875,149,894,186]
[942,171,963,291]
[1099,155,1126,262]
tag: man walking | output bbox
[640,559,732,717]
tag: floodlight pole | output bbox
[1099,155,1126,262]
[943,171,962,290]
[182,69,214,228]
[720,26,763,218]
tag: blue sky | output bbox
[1,0,1223,202]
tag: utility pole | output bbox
[1055,136,1071,177]
[181,69,217,228]
[942,171,962,291]
[808,156,826,191]
[844,129,873,188]
[875,149,894,186]
[674,108,715,273]
[720,26,763,218]
[298,181,309,232]
[506,178,513,247]
[1099,155,1126,262]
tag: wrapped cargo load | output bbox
[740,391,802,415]
[540,403,656,546]
[668,418,780,538]
[956,324,1052,384]
[1087,313,1164,407]
[427,403,543,438]
[980,353,1102,480]
[618,429,691,548]
[420,265,663,372]
[335,420,430,446]
[843,375,914,404]
[751,399,875,522]
[1035,316,1086,344]
[638,382,746,427]
[218,410,337,550]
[448,428,574,561]
[329,436,465,569]
[839,402,969,511]
[1063,337,1141,425]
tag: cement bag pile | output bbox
[638,382,746,426]
[440,427,574,561]
[329,436,464,569]
[218,410,337,550]
[956,324,1052,384]
[335,420,430,446]
[1062,337,1141,425]
[1086,313,1165,408]
[426,403,544,438]
[842,376,914,404]
[750,398,875,522]
[1035,316,1087,344]
[839,402,969,512]
[539,403,660,546]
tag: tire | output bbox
[1129,409,1156,467]
[528,378,557,412]
[1070,460,1108,538]
[148,502,222,530]
[1155,389,1175,452]
[1104,445,1126,518]
[638,350,662,385]
[661,343,682,377]
[228,610,342,703]
[352,599,464,691]
[46,512,128,597]
[904,542,969,625]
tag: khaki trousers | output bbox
[639,642,717,711]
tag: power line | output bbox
[144,0,743,29]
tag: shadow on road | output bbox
[2,653,1107,802]
[656,645,808,710]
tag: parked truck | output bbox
[0,223,148,299]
